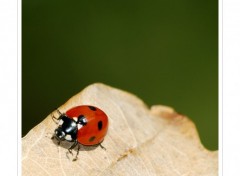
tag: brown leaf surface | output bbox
[22,83,218,176]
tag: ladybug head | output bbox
[54,128,66,141]
[53,114,78,142]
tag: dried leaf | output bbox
[22,83,218,176]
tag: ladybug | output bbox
[51,105,108,161]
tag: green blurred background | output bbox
[23,0,218,150]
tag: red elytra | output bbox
[65,105,108,146]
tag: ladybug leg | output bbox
[68,141,78,156]
[99,143,106,151]
[73,144,81,161]
[51,109,63,124]
[56,109,62,115]
[51,113,59,124]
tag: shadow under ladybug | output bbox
[51,106,108,161]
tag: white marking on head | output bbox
[58,119,64,125]
[77,124,83,130]
[73,117,78,122]
[71,122,77,127]
[65,134,72,141]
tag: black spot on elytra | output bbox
[89,136,96,142]
[88,106,97,111]
[98,121,103,131]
